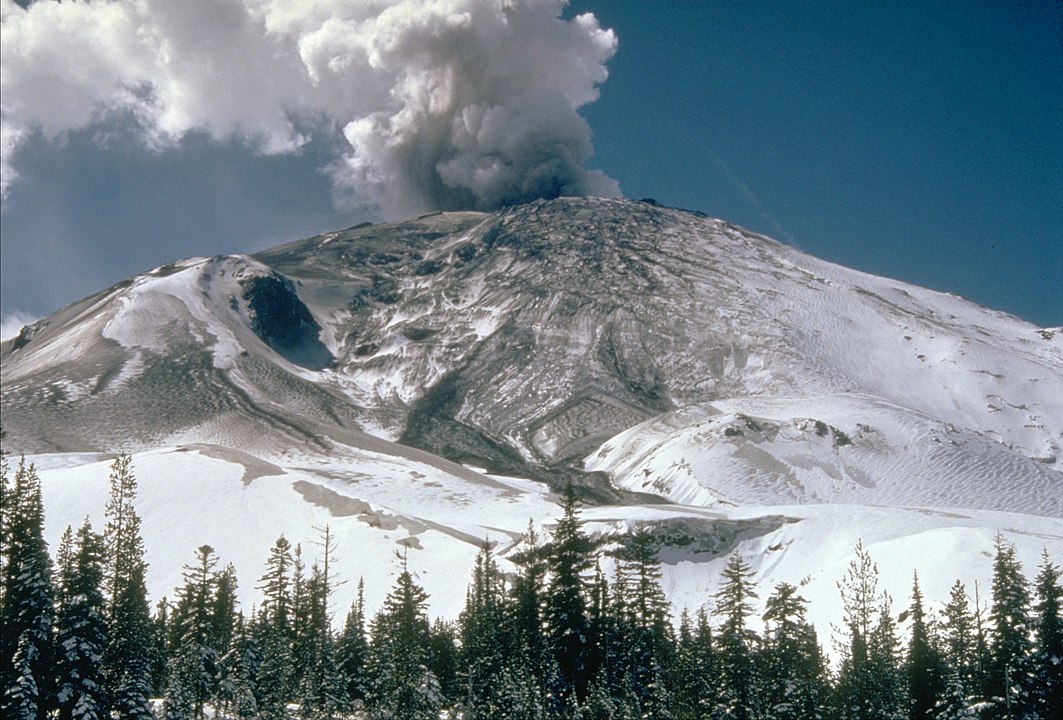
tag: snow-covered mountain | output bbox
[2,197,1061,641]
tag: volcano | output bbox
[3,197,1060,630]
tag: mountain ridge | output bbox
[4,195,1061,644]
[4,197,1059,499]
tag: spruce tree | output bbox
[459,542,509,717]
[671,608,716,720]
[988,535,1033,716]
[255,536,296,719]
[100,454,155,720]
[1,458,55,720]
[366,552,440,720]
[163,545,222,720]
[217,616,260,719]
[906,573,944,720]
[940,580,977,700]
[544,486,595,700]
[336,579,369,705]
[712,552,760,720]
[867,593,904,720]
[1031,549,1062,718]
[761,582,827,720]
[835,540,904,720]
[53,520,109,720]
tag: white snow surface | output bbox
[31,444,1063,663]
[5,198,1062,660]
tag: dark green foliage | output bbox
[544,486,595,700]
[1,458,55,720]
[761,582,827,720]
[366,553,440,720]
[5,452,1063,720]
[54,520,109,720]
[100,455,155,720]
[336,579,369,705]
[671,608,716,720]
[988,534,1033,716]
[835,540,903,720]
[163,545,224,720]
[1031,549,1062,718]
[905,574,944,720]
[712,552,760,720]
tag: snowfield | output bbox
[4,198,1061,658]
[31,444,1063,660]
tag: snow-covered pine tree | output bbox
[460,541,509,717]
[544,485,595,701]
[507,521,549,676]
[670,608,716,720]
[255,535,296,719]
[906,573,945,720]
[987,535,1034,717]
[1030,549,1062,719]
[835,540,904,720]
[613,525,672,718]
[366,551,441,720]
[761,582,827,720]
[1,458,55,720]
[867,593,904,719]
[217,615,260,720]
[100,454,156,720]
[940,580,977,703]
[163,545,222,720]
[53,521,109,720]
[931,675,978,720]
[712,551,760,720]
[336,578,369,705]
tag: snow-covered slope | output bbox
[3,197,1061,640]
[29,446,1062,654]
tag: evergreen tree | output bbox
[508,521,548,668]
[988,535,1033,716]
[1031,549,1062,718]
[459,542,509,717]
[835,540,901,720]
[867,593,904,720]
[931,676,978,720]
[671,608,715,720]
[210,564,238,657]
[163,545,222,720]
[217,616,260,720]
[712,552,760,720]
[906,573,944,720]
[544,486,595,701]
[613,526,673,718]
[366,552,441,720]
[336,579,369,705]
[53,520,109,720]
[255,536,296,719]
[761,582,827,720]
[1,458,55,720]
[100,454,155,720]
[940,580,977,700]
[259,535,295,639]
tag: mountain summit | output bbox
[4,197,1059,504]
[3,197,1061,622]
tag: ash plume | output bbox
[0,0,620,216]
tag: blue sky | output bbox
[1,0,1060,335]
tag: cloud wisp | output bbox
[0,0,620,217]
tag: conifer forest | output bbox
[2,454,1061,720]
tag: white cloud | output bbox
[0,0,620,216]
[1,310,38,341]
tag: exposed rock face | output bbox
[3,198,1061,505]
